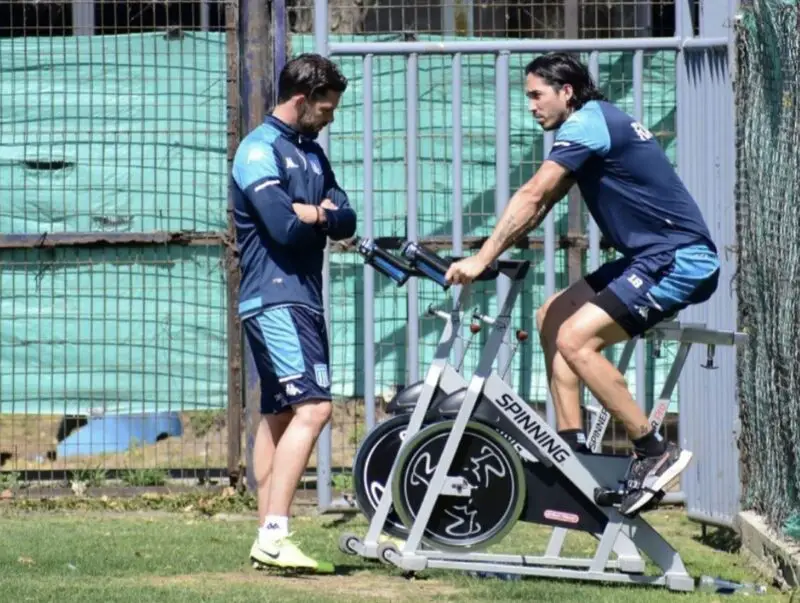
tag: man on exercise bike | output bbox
[444,52,720,517]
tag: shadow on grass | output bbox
[692,525,742,554]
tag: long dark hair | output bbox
[525,53,606,110]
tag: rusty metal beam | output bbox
[0,232,612,256]
[330,234,612,253]
[0,232,225,250]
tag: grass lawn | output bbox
[0,503,788,602]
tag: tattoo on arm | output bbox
[480,163,573,263]
[485,197,554,260]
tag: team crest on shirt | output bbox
[314,364,330,388]
[307,153,323,175]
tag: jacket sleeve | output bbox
[232,143,319,248]
[319,154,357,241]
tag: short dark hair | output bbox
[525,52,606,110]
[277,54,348,103]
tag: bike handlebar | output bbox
[357,237,530,289]
[401,241,530,288]
[357,238,414,286]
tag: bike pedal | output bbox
[593,487,623,507]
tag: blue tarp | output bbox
[0,32,679,415]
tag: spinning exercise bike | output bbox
[345,238,530,550]
[343,239,669,567]
[343,240,747,592]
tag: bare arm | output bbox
[476,160,575,265]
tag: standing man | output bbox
[231,53,356,571]
[444,52,720,517]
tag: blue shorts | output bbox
[243,304,332,415]
[585,244,720,337]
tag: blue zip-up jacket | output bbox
[231,115,357,318]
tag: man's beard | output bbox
[297,102,322,135]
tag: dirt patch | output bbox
[0,402,381,474]
[1,399,682,480]
[143,570,461,600]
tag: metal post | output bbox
[314,0,332,512]
[632,50,648,416]
[451,53,465,366]
[676,0,741,527]
[363,55,376,434]
[585,51,602,422]
[406,54,420,385]
[587,52,601,273]
[495,51,511,382]
[72,0,95,35]
[543,131,557,427]
[200,0,210,31]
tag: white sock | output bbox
[259,515,289,541]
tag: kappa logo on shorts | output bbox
[314,364,330,388]
[285,383,303,397]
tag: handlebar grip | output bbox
[357,238,412,286]
[400,241,451,289]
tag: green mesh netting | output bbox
[735,0,800,539]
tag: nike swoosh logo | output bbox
[258,547,280,559]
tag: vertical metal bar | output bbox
[451,53,465,366]
[584,51,602,425]
[443,2,455,34]
[406,53,420,385]
[675,0,694,39]
[72,0,95,35]
[363,55,376,434]
[673,0,694,519]
[495,51,511,382]
[678,0,740,527]
[543,131,557,427]
[200,0,210,31]
[587,52,601,273]
[563,0,582,295]
[314,0,332,511]
[635,0,653,36]
[564,0,579,38]
[632,50,647,416]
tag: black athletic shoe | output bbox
[619,442,693,517]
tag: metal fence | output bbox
[302,0,741,527]
[1,0,739,529]
[0,0,243,487]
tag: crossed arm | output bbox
[236,146,356,246]
[292,152,357,241]
[445,160,575,284]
